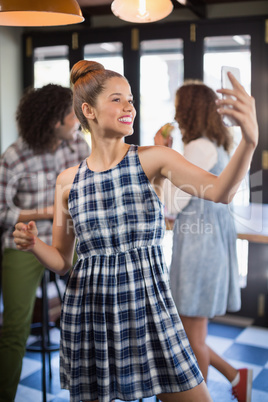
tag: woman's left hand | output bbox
[216,72,258,148]
[13,221,38,251]
[154,127,173,148]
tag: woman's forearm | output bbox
[18,205,54,222]
[31,237,73,275]
[214,138,256,204]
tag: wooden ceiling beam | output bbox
[186,0,206,18]
[173,0,206,19]
[80,5,112,17]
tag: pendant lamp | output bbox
[111,0,173,23]
[0,0,84,27]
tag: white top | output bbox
[164,137,218,216]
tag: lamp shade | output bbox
[0,0,84,26]
[111,0,173,23]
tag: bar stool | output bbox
[26,269,62,402]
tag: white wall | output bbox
[0,27,22,154]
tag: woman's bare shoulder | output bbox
[56,164,80,187]
[138,144,169,158]
[137,145,184,182]
[138,144,182,164]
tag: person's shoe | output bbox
[232,368,253,402]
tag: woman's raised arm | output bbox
[141,72,258,204]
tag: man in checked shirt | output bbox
[0,84,90,401]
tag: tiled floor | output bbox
[14,320,268,402]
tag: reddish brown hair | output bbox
[70,60,125,132]
[174,80,233,152]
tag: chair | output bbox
[26,269,62,402]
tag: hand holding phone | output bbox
[221,66,241,127]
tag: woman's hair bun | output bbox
[70,60,105,85]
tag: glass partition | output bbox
[34,45,70,88]
[140,38,184,150]
[204,35,251,286]
[84,42,123,74]
[204,35,251,207]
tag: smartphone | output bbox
[221,66,241,127]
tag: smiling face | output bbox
[84,76,136,138]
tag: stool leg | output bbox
[48,273,62,378]
[41,270,49,402]
[53,274,63,302]
[26,270,61,401]
[44,288,53,381]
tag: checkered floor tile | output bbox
[14,321,268,401]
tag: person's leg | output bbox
[180,315,239,382]
[180,315,252,401]
[209,345,237,382]
[0,249,44,402]
[157,381,212,402]
[180,315,210,381]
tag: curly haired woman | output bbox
[156,81,253,402]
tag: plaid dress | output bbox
[60,145,203,402]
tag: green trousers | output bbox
[0,249,45,402]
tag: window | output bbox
[140,38,184,150]
[84,42,123,74]
[34,45,70,88]
[204,35,251,207]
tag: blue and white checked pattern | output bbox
[60,145,203,402]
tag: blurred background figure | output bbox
[154,80,252,402]
[0,84,90,402]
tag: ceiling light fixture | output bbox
[0,0,84,27]
[111,0,173,24]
